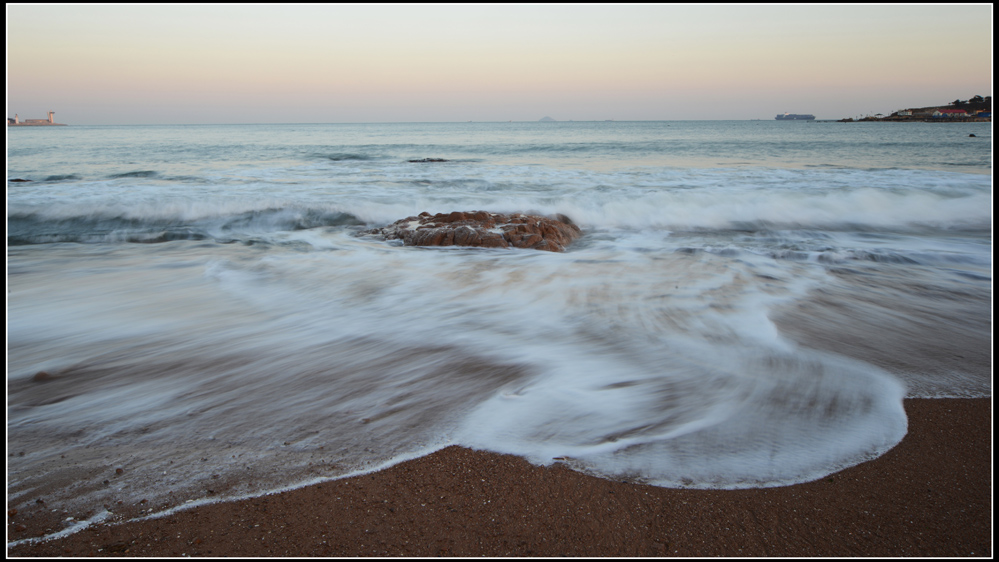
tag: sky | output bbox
[6,4,993,124]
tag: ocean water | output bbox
[7,121,992,533]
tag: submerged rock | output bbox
[365,211,582,252]
[407,158,449,163]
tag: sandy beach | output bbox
[6,397,990,557]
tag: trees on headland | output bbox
[953,95,987,105]
[948,95,989,110]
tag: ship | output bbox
[775,113,815,120]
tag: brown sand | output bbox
[7,398,991,557]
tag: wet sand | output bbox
[7,397,990,557]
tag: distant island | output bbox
[838,95,991,122]
[7,111,66,126]
[539,116,556,122]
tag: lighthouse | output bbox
[7,111,66,126]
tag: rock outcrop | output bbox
[366,211,582,252]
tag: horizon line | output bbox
[9,118,840,127]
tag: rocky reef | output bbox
[365,211,582,252]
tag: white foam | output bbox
[454,346,907,488]
[7,141,988,521]
[6,510,112,549]
[10,166,991,235]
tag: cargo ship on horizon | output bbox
[775,113,815,121]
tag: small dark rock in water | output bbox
[10,178,32,182]
[969,134,976,137]
[365,210,582,252]
[115,468,124,475]
[32,371,54,382]
[407,158,449,163]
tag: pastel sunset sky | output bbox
[7,4,992,124]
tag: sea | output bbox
[7,120,992,537]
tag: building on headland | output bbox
[7,111,66,126]
[932,109,968,118]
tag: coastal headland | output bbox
[839,95,991,122]
[6,398,990,557]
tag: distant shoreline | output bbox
[837,117,990,123]
[838,97,991,123]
